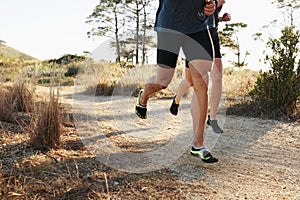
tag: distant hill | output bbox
[0,41,36,60]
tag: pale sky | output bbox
[0,0,296,70]
[0,0,100,59]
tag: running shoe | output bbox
[170,96,179,116]
[190,146,218,163]
[135,89,147,119]
[207,115,223,133]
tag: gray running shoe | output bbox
[207,115,223,133]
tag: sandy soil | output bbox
[0,86,299,199]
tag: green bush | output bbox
[38,78,51,84]
[250,26,300,118]
[65,65,80,77]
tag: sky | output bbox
[0,0,296,71]
[0,0,101,59]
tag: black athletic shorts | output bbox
[157,29,213,69]
[184,28,221,68]
[210,28,221,59]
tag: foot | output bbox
[207,115,223,133]
[170,96,179,116]
[190,146,218,163]
[135,89,147,119]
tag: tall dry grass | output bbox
[30,87,62,150]
[85,62,256,99]
[77,61,185,97]
[0,80,35,123]
[73,61,112,95]
[223,67,258,99]
[0,85,15,123]
[11,80,35,113]
[77,62,258,100]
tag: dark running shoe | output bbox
[207,115,223,133]
[135,89,147,119]
[190,146,218,163]
[170,96,179,116]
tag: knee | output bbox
[156,78,171,88]
[199,73,209,85]
[193,75,208,92]
[156,68,175,88]
[148,76,171,88]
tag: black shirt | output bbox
[154,0,215,34]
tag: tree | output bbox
[87,0,155,64]
[273,0,300,26]
[253,0,300,59]
[141,0,155,64]
[86,0,125,62]
[249,0,300,119]
[218,23,249,68]
[125,0,144,64]
[124,0,155,64]
[250,26,300,117]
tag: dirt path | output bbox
[33,86,300,199]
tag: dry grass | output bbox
[73,61,115,95]
[81,63,255,100]
[223,67,258,98]
[0,85,15,123]
[1,65,299,199]
[0,128,106,199]
[11,80,35,113]
[80,62,186,97]
[1,113,299,199]
[30,87,62,150]
[0,80,35,124]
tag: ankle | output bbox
[192,142,204,148]
[210,116,217,120]
[192,144,204,149]
[175,96,180,104]
[139,94,147,106]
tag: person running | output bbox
[170,0,231,134]
[135,0,218,163]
